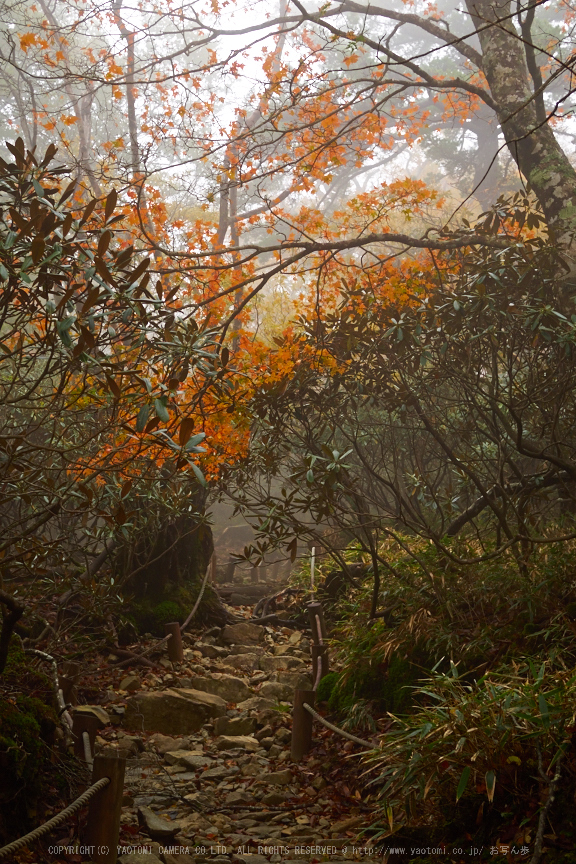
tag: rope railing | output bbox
[292,599,377,760]
[302,702,373,749]
[26,649,74,735]
[313,656,323,692]
[315,614,324,647]
[0,777,110,859]
[83,730,94,766]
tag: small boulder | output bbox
[203,764,236,779]
[196,642,229,659]
[185,674,251,704]
[116,733,144,756]
[229,644,264,656]
[259,681,293,701]
[148,733,186,754]
[124,688,226,735]
[274,727,291,744]
[221,622,263,645]
[264,769,293,786]
[137,805,180,839]
[163,749,206,767]
[214,715,256,736]
[259,655,305,672]
[237,696,276,712]
[262,791,289,805]
[226,653,260,671]
[119,674,141,692]
[272,671,312,690]
[225,789,255,805]
[215,734,260,752]
[178,752,214,770]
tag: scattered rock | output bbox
[72,705,110,726]
[274,727,291,743]
[116,732,144,756]
[119,673,141,692]
[264,769,292,786]
[196,643,229,659]
[148,733,187,754]
[272,671,312,690]
[163,749,211,769]
[214,734,260,752]
[259,655,305,672]
[183,790,215,808]
[178,752,214,770]
[137,805,181,839]
[262,790,290,805]
[229,644,264,656]
[203,764,240,778]
[214,714,256,736]
[226,653,260,671]
[221,622,263,645]
[237,696,276,712]
[225,789,255,805]
[124,688,226,735]
[259,681,293,701]
[184,674,251,704]
[103,689,122,703]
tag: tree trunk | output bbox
[466,0,576,249]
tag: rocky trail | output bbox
[76,590,379,864]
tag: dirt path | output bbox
[85,599,377,864]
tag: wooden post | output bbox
[164,621,184,663]
[291,689,315,761]
[307,601,327,645]
[72,712,99,762]
[85,751,125,864]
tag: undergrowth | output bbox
[0,643,75,845]
[305,534,576,858]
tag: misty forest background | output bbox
[3,0,576,857]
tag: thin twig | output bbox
[529,745,564,864]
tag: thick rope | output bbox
[303,702,373,749]
[0,777,110,859]
[315,614,324,647]
[313,656,323,692]
[83,731,93,766]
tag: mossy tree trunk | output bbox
[115,494,233,634]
